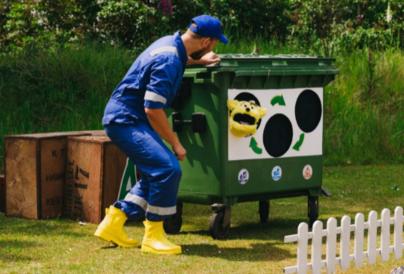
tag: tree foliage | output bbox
[0,0,402,54]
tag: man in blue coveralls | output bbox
[94,15,228,255]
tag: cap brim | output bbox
[219,34,228,44]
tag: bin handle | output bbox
[271,60,288,66]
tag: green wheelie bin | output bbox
[119,54,338,239]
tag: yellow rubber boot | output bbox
[94,205,139,247]
[141,220,182,255]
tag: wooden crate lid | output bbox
[68,135,111,144]
[4,130,105,140]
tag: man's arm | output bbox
[187,51,221,66]
[145,108,186,161]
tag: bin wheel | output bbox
[258,200,270,224]
[209,205,231,239]
[163,201,183,234]
[308,196,319,228]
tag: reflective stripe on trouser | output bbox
[104,122,181,221]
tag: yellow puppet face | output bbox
[227,99,267,137]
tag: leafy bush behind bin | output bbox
[0,0,402,54]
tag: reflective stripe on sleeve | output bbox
[124,193,147,210]
[150,46,178,57]
[144,90,167,104]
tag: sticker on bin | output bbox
[302,164,313,180]
[271,166,282,181]
[238,169,249,185]
[227,88,323,161]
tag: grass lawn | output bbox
[1,165,403,273]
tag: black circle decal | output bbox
[234,92,262,129]
[295,89,322,133]
[263,114,293,157]
[234,92,260,106]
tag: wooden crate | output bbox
[64,135,126,223]
[0,174,4,213]
[4,130,106,219]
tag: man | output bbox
[94,15,228,255]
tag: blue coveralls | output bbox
[102,32,188,221]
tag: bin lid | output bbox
[218,54,334,67]
[184,54,338,79]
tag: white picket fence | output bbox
[284,206,404,274]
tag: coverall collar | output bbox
[173,31,188,67]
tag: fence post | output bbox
[381,208,391,261]
[368,211,378,264]
[326,217,337,273]
[312,221,323,274]
[297,222,309,274]
[354,213,365,267]
[394,206,403,259]
[340,216,351,270]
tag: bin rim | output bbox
[185,54,336,71]
[218,53,335,61]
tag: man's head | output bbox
[184,15,228,60]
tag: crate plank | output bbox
[0,174,5,212]
[5,139,39,219]
[64,136,126,223]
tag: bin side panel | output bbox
[175,82,222,198]
[5,138,38,219]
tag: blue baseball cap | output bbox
[189,15,228,44]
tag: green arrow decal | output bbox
[118,158,137,200]
[249,137,263,154]
[271,95,286,106]
[293,133,305,151]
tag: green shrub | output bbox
[1,1,52,52]
[209,0,291,41]
[324,49,404,165]
[96,0,162,50]
[289,0,403,54]
[0,0,403,54]
[169,0,208,31]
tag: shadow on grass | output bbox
[0,215,87,238]
[0,239,40,262]
[182,242,292,261]
[183,218,305,241]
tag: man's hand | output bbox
[188,51,221,66]
[145,108,187,161]
[172,142,187,161]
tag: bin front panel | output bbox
[225,156,322,197]
[224,86,324,198]
[227,87,323,161]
